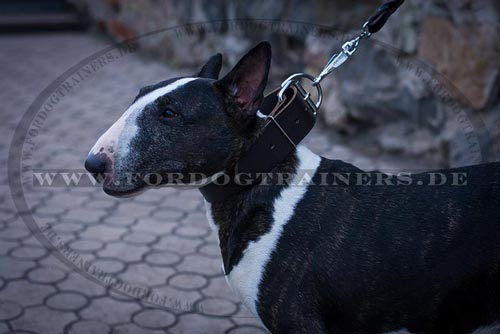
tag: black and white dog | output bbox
[85,42,500,334]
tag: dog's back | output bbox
[257,157,500,334]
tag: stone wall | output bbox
[72,0,500,168]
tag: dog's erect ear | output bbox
[197,53,223,79]
[215,41,271,113]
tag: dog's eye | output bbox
[161,108,178,119]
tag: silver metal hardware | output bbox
[278,73,322,113]
[278,20,373,112]
[361,20,372,38]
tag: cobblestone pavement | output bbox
[0,32,397,334]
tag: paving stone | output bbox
[38,254,73,271]
[10,305,77,333]
[113,203,155,219]
[0,281,56,307]
[204,230,219,243]
[46,292,88,311]
[122,231,157,245]
[174,225,210,238]
[0,300,23,321]
[0,323,9,334]
[68,320,111,334]
[11,245,48,260]
[0,211,19,224]
[0,227,31,240]
[65,208,106,223]
[176,254,223,276]
[118,263,175,286]
[80,297,141,325]
[132,219,177,236]
[107,288,138,302]
[51,221,85,233]
[69,239,104,252]
[169,273,208,290]
[79,225,127,242]
[153,235,204,255]
[197,297,238,317]
[149,285,202,312]
[133,308,176,329]
[28,266,67,284]
[103,215,136,227]
[0,257,36,279]
[182,212,208,225]
[176,189,203,200]
[21,234,48,247]
[151,208,185,221]
[169,313,234,334]
[201,276,240,303]
[97,242,149,262]
[145,251,181,266]
[58,272,107,297]
[90,258,125,274]
[3,217,24,228]
[83,199,116,210]
[163,195,203,212]
[0,239,18,255]
[113,323,166,334]
[198,242,221,258]
[34,205,67,217]
[44,193,89,209]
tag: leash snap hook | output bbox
[360,21,372,39]
[311,32,363,86]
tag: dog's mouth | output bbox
[93,159,202,197]
[99,171,143,197]
[99,175,144,197]
[103,183,145,198]
[89,169,144,198]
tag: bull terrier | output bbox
[85,41,500,334]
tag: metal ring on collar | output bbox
[278,73,323,112]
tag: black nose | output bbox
[85,154,106,175]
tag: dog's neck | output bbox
[205,145,315,274]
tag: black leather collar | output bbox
[199,84,317,203]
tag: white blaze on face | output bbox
[89,77,198,162]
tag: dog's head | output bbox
[85,42,271,196]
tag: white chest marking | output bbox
[471,323,500,334]
[223,145,321,316]
[90,77,198,157]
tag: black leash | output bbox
[365,0,405,34]
[200,0,405,203]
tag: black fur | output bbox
[254,159,500,333]
[197,53,223,79]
